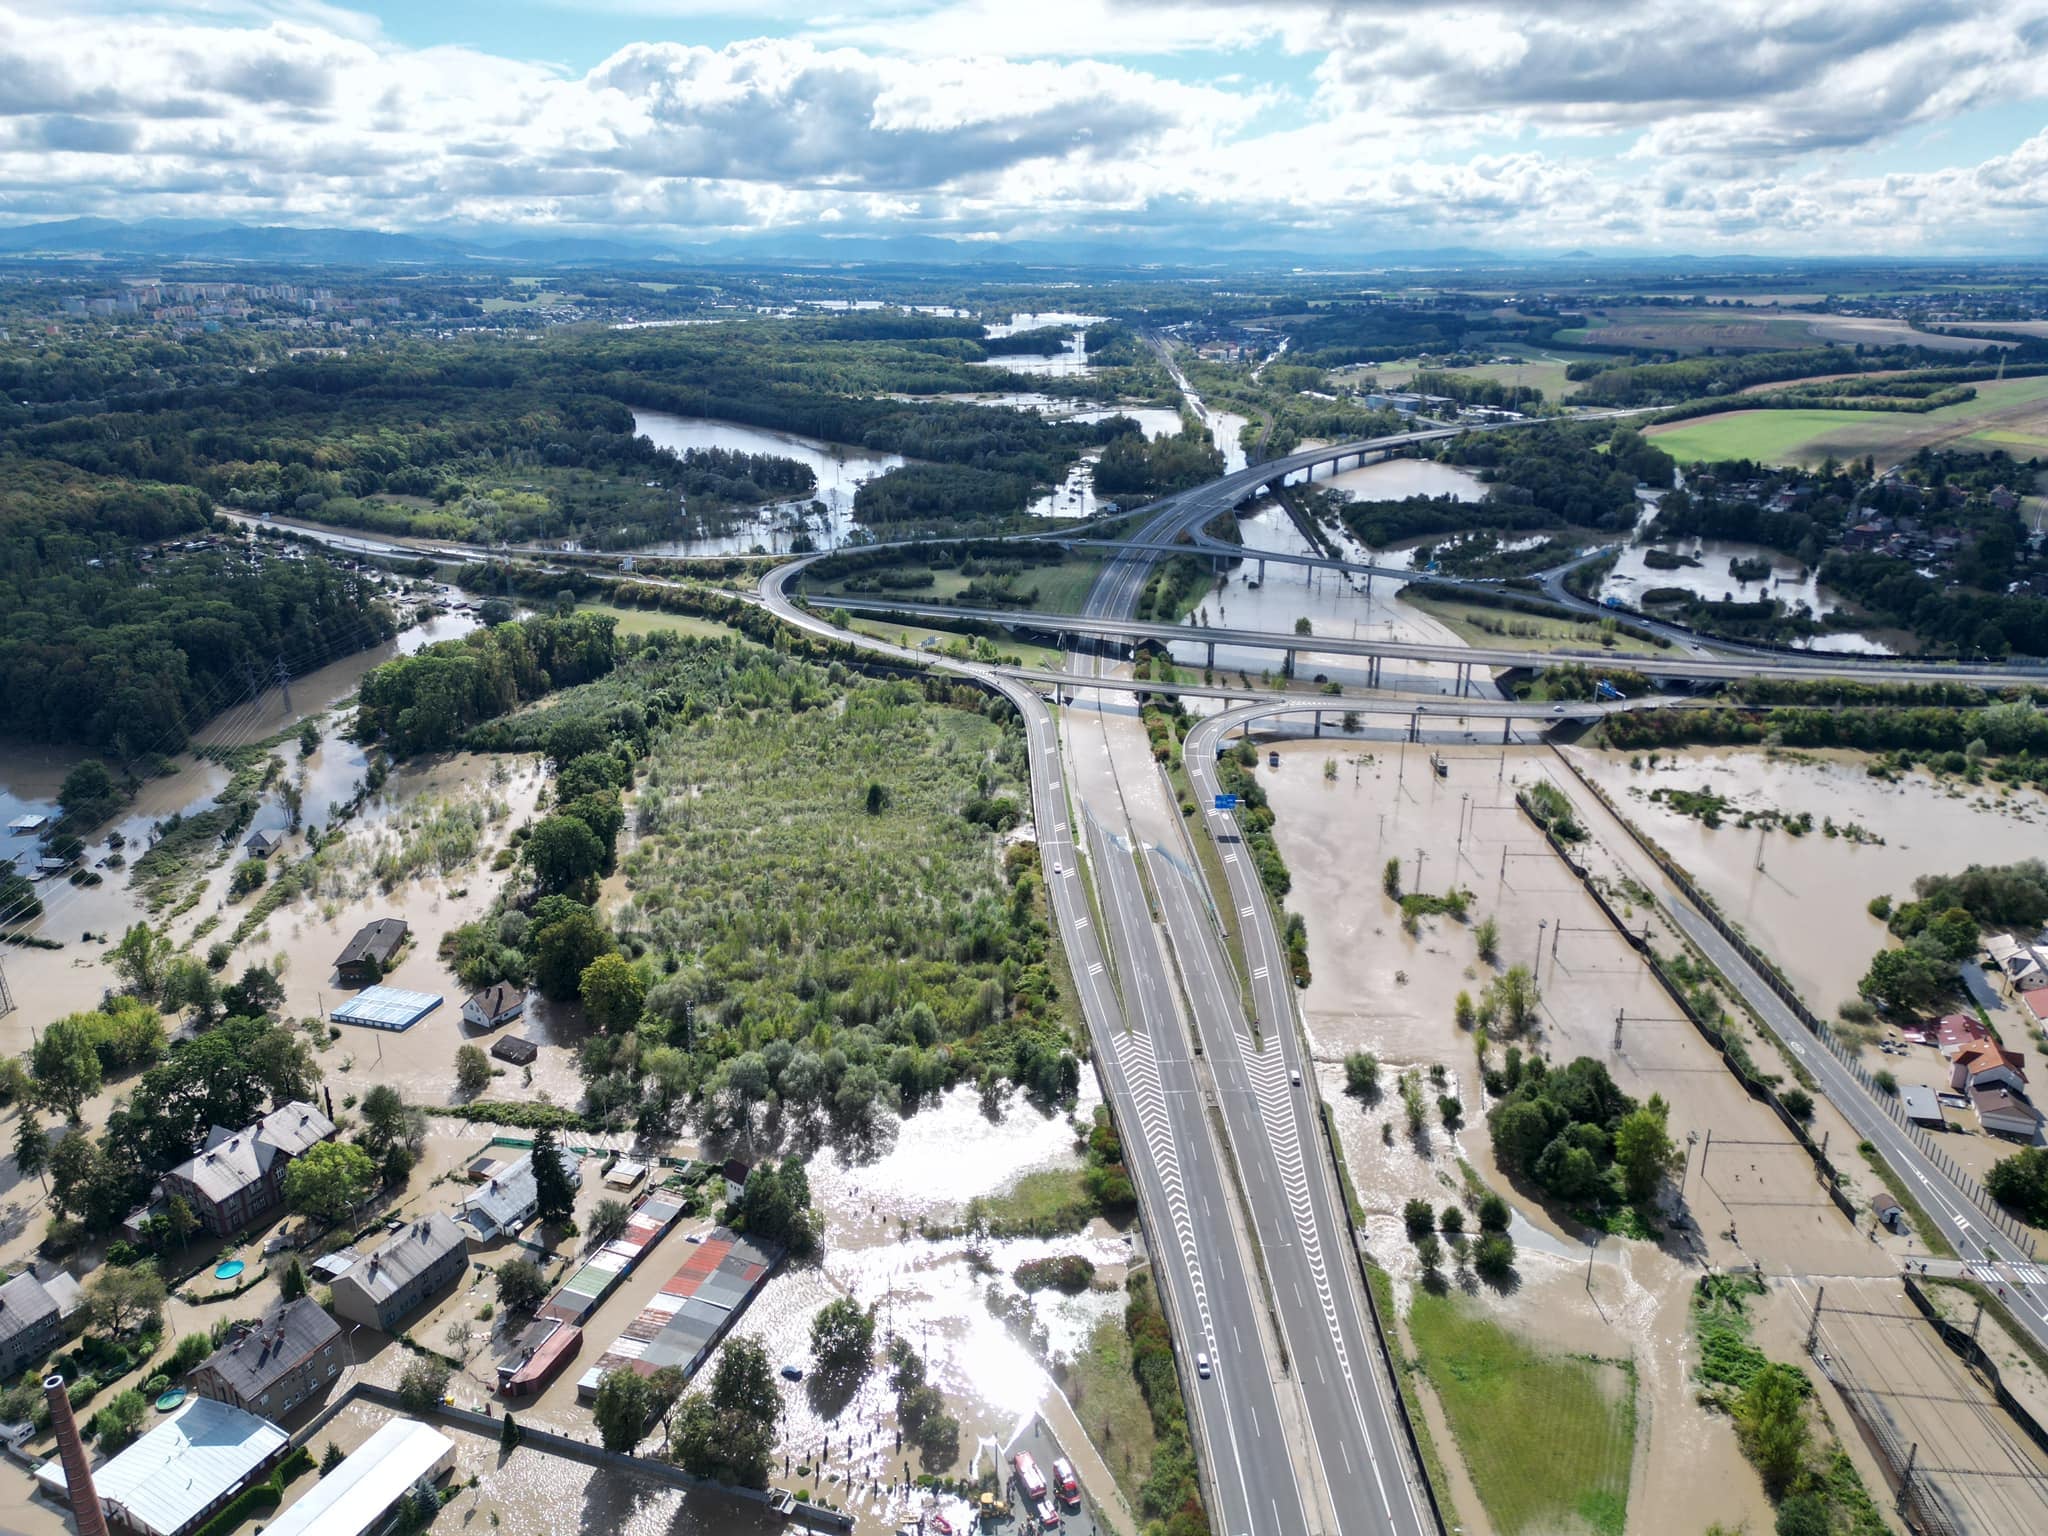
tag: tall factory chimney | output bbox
[43,1374,110,1536]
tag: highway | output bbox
[1066,486,1440,1535]
[764,561,1316,1536]
[809,594,2048,688]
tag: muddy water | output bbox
[1298,457,1486,504]
[1565,746,2048,1020]
[629,411,906,556]
[1165,503,1484,695]
[1259,738,1859,1535]
[1600,536,1838,614]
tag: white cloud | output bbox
[0,3,2045,251]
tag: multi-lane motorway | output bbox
[765,405,2048,1536]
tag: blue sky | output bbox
[3,0,2046,255]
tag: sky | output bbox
[3,0,2048,256]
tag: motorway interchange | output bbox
[762,422,2048,1536]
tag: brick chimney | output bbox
[44,1374,110,1536]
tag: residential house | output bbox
[457,1149,582,1242]
[186,1298,341,1417]
[149,1101,336,1238]
[1935,1013,1992,1056]
[242,829,282,859]
[328,1213,469,1331]
[1985,933,2047,993]
[334,918,408,986]
[1951,1041,2027,1098]
[1974,1086,2045,1141]
[0,1270,81,1380]
[461,983,525,1031]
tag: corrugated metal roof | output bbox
[330,987,441,1030]
[261,1419,453,1536]
[37,1396,288,1536]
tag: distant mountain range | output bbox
[0,216,1547,270]
[0,216,1915,272]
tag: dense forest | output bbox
[0,462,395,755]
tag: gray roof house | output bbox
[185,1297,342,1417]
[335,918,409,985]
[458,1149,582,1242]
[150,1101,337,1238]
[328,1213,469,1331]
[0,1270,81,1380]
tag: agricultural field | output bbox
[1349,344,1616,401]
[1646,372,2048,467]
[1556,306,2007,355]
[801,553,1106,615]
[580,600,740,641]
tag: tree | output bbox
[523,815,605,897]
[578,953,645,1034]
[865,781,887,816]
[1775,1493,1829,1536]
[529,909,615,1000]
[810,1296,876,1379]
[1402,1200,1435,1240]
[1484,965,1541,1034]
[455,1044,493,1098]
[87,1264,166,1335]
[92,1388,148,1450]
[1474,916,1500,963]
[1780,1088,1814,1124]
[321,1440,346,1474]
[280,1256,308,1303]
[1477,1192,1510,1233]
[1858,944,1950,1011]
[110,923,173,1001]
[31,1018,103,1120]
[1736,1362,1810,1498]
[499,1412,520,1453]
[593,1367,656,1452]
[589,1198,631,1245]
[1613,1093,1680,1204]
[13,1109,48,1183]
[530,1125,577,1225]
[1343,1051,1380,1098]
[358,1085,424,1158]
[221,965,286,1020]
[59,761,123,828]
[495,1258,547,1314]
[1473,1231,1516,1282]
[283,1141,377,1223]
[1987,1147,2048,1224]
[396,1356,451,1414]
[671,1336,779,1487]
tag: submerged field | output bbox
[1646,373,2048,466]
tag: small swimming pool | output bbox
[213,1259,245,1280]
[154,1388,187,1412]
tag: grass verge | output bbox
[1858,1142,1957,1258]
[1066,1313,1159,1509]
[1364,1261,1458,1517]
[1407,1286,1636,1536]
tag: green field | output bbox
[582,601,738,640]
[802,553,1106,615]
[1408,1289,1637,1536]
[844,617,1070,672]
[1355,345,1615,402]
[1399,591,1668,657]
[1647,374,2048,467]
[1068,1313,1159,1509]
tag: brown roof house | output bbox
[186,1298,342,1417]
[144,1102,336,1238]
[334,918,408,986]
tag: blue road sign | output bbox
[1213,793,1239,811]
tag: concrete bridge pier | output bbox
[1257,559,1267,584]
[1313,712,1323,737]
[1409,711,1421,744]
[1205,640,1216,669]
[1502,717,1514,743]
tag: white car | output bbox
[1195,1351,1212,1379]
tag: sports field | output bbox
[1646,373,2048,467]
